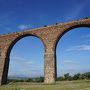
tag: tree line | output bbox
[8,72,90,83]
[8,77,44,83]
[57,72,90,81]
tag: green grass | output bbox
[0,80,90,90]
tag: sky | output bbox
[0,0,90,77]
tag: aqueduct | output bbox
[0,18,90,85]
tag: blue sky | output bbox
[0,0,90,77]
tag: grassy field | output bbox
[0,80,90,90]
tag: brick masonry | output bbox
[0,18,90,85]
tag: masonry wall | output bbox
[0,18,90,85]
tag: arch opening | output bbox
[4,35,45,84]
[56,27,90,81]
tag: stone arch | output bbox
[6,34,45,58]
[2,34,45,84]
[55,24,90,79]
[55,24,90,50]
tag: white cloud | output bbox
[24,61,33,64]
[66,45,90,51]
[18,24,35,30]
[18,24,30,30]
[11,56,26,61]
[63,60,79,64]
[10,56,34,66]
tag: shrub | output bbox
[57,76,65,81]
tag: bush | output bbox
[34,77,44,82]
[64,73,70,80]
[26,78,33,82]
[57,76,65,81]
[73,73,81,80]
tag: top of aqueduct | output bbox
[0,18,90,49]
[0,18,90,36]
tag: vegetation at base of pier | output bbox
[7,72,90,83]
[7,77,44,83]
[57,72,90,81]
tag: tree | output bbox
[26,78,33,82]
[73,73,81,80]
[68,76,73,81]
[84,72,90,79]
[57,76,65,81]
[64,73,70,80]
[34,77,44,82]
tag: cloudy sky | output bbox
[0,0,90,77]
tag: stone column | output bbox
[44,45,57,84]
[0,46,10,85]
[0,56,8,85]
[0,57,4,85]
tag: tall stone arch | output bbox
[0,27,58,85]
[54,19,90,80]
[2,34,45,85]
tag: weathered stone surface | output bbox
[0,18,90,85]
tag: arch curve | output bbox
[7,34,45,58]
[2,34,45,84]
[55,24,90,50]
